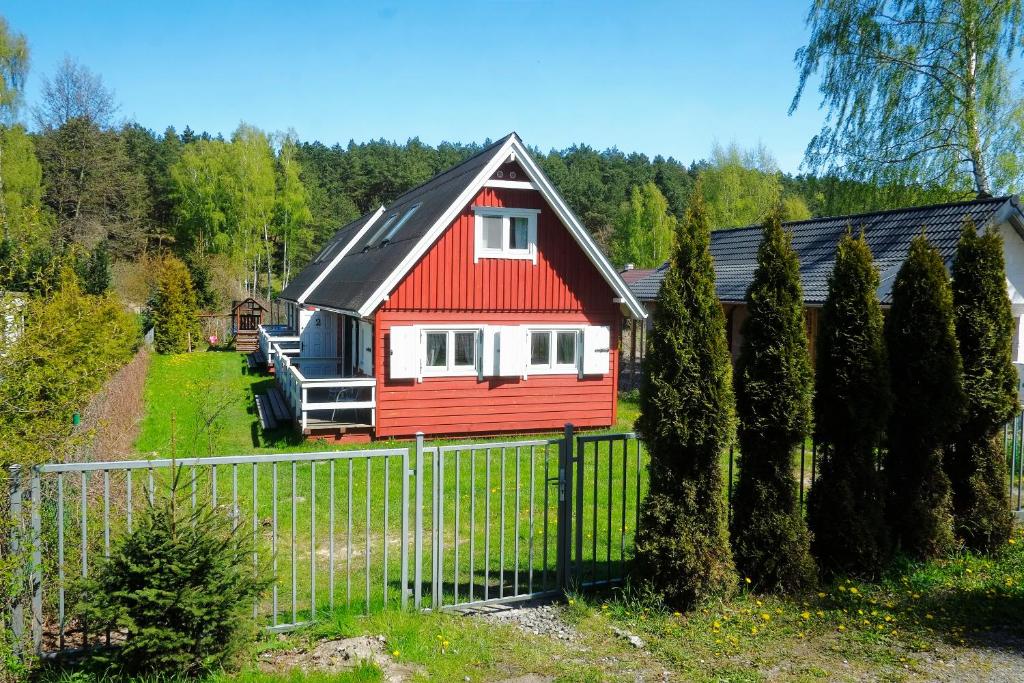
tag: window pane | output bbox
[453,331,476,367]
[509,216,529,250]
[531,331,550,366]
[483,215,503,249]
[425,332,447,367]
[556,331,576,365]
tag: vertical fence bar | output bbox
[291,460,297,625]
[232,463,239,527]
[1010,414,1018,501]
[57,472,65,649]
[528,445,536,595]
[543,444,550,591]
[514,446,521,596]
[414,433,424,609]
[485,447,491,601]
[272,461,278,627]
[103,470,110,556]
[1018,413,1023,511]
[190,466,196,513]
[433,450,442,609]
[211,465,216,509]
[310,461,316,618]
[401,449,410,610]
[126,470,133,532]
[365,458,372,614]
[30,468,42,654]
[348,459,353,606]
[329,460,335,610]
[80,470,88,646]
[591,441,598,582]
[499,447,506,598]
[148,467,154,505]
[9,466,24,649]
[454,450,460,605]
[470,449,476,603]
[252,462,258,620]
[606,440,613,583]
[635,438,642,538]
[384,456,390,606]
[621,437,628,579]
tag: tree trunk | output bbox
[964,29,992,197]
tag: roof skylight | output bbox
[380,203,421,245]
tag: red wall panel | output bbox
[373,187,621,438]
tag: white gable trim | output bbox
[356,136,647,320]
[484,179,538,190]
[298,206,385,305]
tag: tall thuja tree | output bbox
[730,207,817,593]
[948,219,1018,552]
[152,255,201,354]
[806,232,891,577]
[633,183,736,608]
[885,235,964,559]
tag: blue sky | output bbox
[5,1,825,172]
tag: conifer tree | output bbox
[634,182,736,608]
[885,235,963,559]
[152,255,201,354]
[807,232,891,577]
[730,207,817,592]
[948,219,1018,552]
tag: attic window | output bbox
[366,213,399,247]
[473,206,539,264]
[380,203,421,245]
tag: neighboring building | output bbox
[626,196,1024,392]
[268,133,646,439]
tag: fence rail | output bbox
[5,427,647,658]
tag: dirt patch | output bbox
[258,635,421,681]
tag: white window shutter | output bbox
[480,326,498,378]
[582,325,611,375]
[389,326,419,379]
[497,326,527,377]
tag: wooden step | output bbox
[267,387,291,422]
[255,394,277,431]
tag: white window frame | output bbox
[526,327,581,375]
[473,206,539,264]
[419,326,483,377]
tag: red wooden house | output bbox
[268,133,646,439]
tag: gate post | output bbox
[556,424,574,591]
[30,467,42,654]
[8,465,24,651]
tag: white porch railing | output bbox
[258,324,301,365]
[271,343,376,432]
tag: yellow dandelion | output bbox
[838,585,847,592]
[744,577,752,584]
[1010,539,1017,545]
[750,626,758,635]
[884,615,893,622]
[912,593,921,599]
[568,598,575,605]
[713,621,721,630]
[392,650,400,657]
[838,625,846,632]
[817,592,826,598]
[601,604,609,610]
[761,613,771,622]
[801,611,810,620]
[673,611,681,617]
[816,610,824,617]
[925,613,934,620]
[849,587,859,594]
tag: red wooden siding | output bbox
[373,187,621,439]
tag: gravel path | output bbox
[466,601,581,642]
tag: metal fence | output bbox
[5,427,648,657]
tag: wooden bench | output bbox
[246,350,267,371]
[267,387,292,423]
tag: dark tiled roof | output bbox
[280,134,515,312]
[630,196,1021,305]
[618,268,655,285]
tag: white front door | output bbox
[304,311,326,357]
[358,320,373,376]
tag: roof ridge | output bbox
[776,195,1012,230]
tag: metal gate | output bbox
[5,427,646,656]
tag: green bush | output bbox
[807,232,891,577]
[730,207,817,593]
[885,234,963,559]
[633,182,737,608]
[151,255,201,354]
[948,219,1018,552]
[76,472,269,677]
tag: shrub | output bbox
[807,232,891,577]
[633,181,737,608]
[76,472,269,677]
[885,234,963,559]
[151,255,201,354]
[948,219,1018,552]
[730,207,817,593]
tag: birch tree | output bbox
[792,0,1024,196]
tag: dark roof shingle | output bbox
[630,196,1020,305]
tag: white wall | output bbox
[298,308,337,358]
[998,222,1024,400]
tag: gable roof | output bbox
[629,195,1024,306]
[619,267,655,286]
[280,133,646,319]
